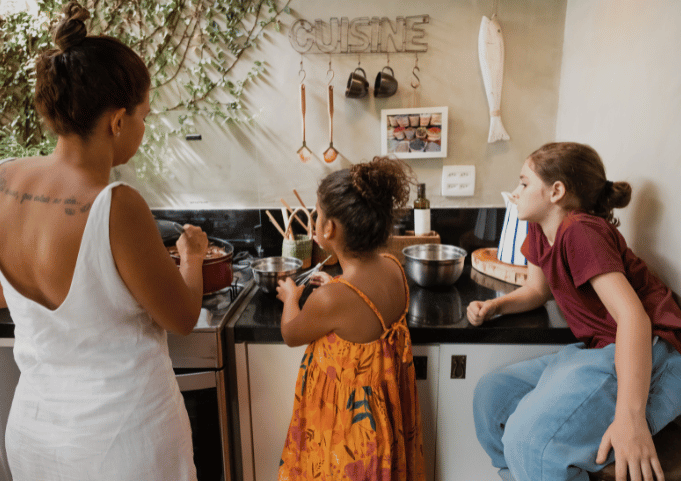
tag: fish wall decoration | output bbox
[478,15,510,143]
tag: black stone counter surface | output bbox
[0,207,579,345]
[0,266,577,345]
[230,265,578,345]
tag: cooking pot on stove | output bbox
[156,219,234,295]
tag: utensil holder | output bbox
[282,235,312,268]
[283,207,313,268]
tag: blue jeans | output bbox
[473,340,681,481]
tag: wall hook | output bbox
[411,68,421,89]
[299,57,306,84]
[326,60,334,85]
[411,54,420,89]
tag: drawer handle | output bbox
[450,355,466,379]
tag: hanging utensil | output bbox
[297,83,312,162]
[323,85,338,163]
[323,63,338,163]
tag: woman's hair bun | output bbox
[54,1,90,52]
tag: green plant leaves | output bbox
[0,0,290,179]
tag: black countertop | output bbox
[0,267,578,345]
[230,266,578,345]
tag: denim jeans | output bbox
[473,340,681,481]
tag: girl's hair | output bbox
[528,142,632,226]
[34,1,151,139]
[317,156,416,255]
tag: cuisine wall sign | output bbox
[289,15,429,54]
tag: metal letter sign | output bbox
[289,15,429,54]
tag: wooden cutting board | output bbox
[471,248,528,286]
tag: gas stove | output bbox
[167,254,255,369]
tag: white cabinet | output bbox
[435,344,563,481]
[412,344,439,481]
[235,343,441,481]
[235,343,306,481]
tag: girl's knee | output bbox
[502,413,546,477]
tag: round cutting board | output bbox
[471,248,528,286]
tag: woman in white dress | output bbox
[0,2,206,479]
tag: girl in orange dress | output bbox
[276,156,426,481]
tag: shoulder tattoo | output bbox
[0,171,93,216]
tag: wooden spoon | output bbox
[323,85,338,163]
[297,84,311,162]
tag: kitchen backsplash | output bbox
[151,207,506,263]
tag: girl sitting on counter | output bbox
[275,156,426,480]
[468,142,681,481]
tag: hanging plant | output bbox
[0,0,291,178]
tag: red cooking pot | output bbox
[167,237,234,295]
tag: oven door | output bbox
[175,369,232,481]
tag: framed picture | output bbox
[380,106,447,159]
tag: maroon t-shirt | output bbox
[521,212,681,352]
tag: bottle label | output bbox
[414,209,431,235]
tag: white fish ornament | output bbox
[478,15,510,143]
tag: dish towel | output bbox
[497,192,528,265]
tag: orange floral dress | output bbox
[278,254,425,481]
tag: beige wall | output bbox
[116,0,567,209]
[556,0,681,289]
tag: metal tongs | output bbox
[295,254,333,286]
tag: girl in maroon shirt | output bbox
[468,142,681,481]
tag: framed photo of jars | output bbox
[380,107,448,159]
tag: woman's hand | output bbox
[309,271,332,287]
[276,277,305,305]
[176,224,208,263]
[467,299,498,326]
[596,412,664,481]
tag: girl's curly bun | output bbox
[318,156,416,255]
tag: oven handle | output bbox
[175,370,217,392]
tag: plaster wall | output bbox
[556,0,681,289]
[116,0,567,210]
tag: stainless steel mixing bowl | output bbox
[251,256,303,294]
[402,244,468,287]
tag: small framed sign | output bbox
[380,106,447,159]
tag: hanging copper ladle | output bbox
[323,62,338,163]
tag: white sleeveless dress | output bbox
[0,176,197,480]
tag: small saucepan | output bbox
[251,256,303,295]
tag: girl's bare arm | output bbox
[591,271,663,481]
[467,262,552,325]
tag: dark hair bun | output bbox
[350,157,412,211]
[54,1,90,52]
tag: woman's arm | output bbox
[0,283,6,309]
[467,262,553,326]
[109,185,207,336]
[591,271,664,481]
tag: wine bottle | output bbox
[413,183,431,235]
